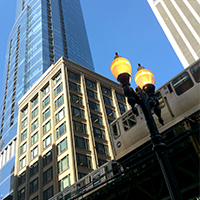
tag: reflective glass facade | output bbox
[0,0,93,198]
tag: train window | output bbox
[122,112,137,131]
[190,63,200,83]
[172,72,194,96]
[167,84,173,93]
[92,171,101,186]
[155,92,165,109]
[112,123,120,139]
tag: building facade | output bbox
[147,0,200,68]
[0,0,93,198]
[13,57,129,200]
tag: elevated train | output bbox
[50,59,199,200]
[110,58,199,160]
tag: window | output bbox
[21,129,27,141]
[56,122,66,138]
[43,108,50,121]
[55,95,64,109]
[43,120,51,134]
[42,96,50,108]
[21,117,27,129]
[122,112,137,131]
[18,171,26,185]
[43,186,53,200]
[17,187,25,200]
[70,93,82,104]
[54,83,63,97]
[32,96,38,108]
[105,107,115,118]
[190,63,200,83]
[118,103,127,112]
[116,93,125,101]
[30,161,38,177]
[93,127,105,139]
[85,79,96,89]
[155,92,165,109]
[68,71,80,81]
[30,178,38,194]
[71,106,84,118]
[59,175,70,192]
[76,153,92,168]
[96,142,109,155]
[69,81,80,92]
[42,85,49,96]
[31,146,38,160]
[19,156,26,169]
[31,119,38,132]
[32,107,38,119]
[91,113,102,125]
[172,72,194,96]
[32,196,38,200]
[57,138,68,155]
[103,96,113,106]
[21,107,28,117]
[31,132,38,145]
[43,135,51,149]
[101,86,111,95]
[43,167,53,185]
[53,73,61,85]
[43,151,52,167]
[73,121,86,133]
[87,89,97,99]
[88,101,100,111]
[20,142,27,155]
[112,123,120,139]
[58,155,69,173]
[75,136,89,150]
[55,108,65,123]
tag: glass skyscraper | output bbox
[0,0,93,198]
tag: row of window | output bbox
[21,72,62,117]
[21,68,127,121]
[69,71,126,115]
[18,173,69,200]
[21,83,64,132]
[19,136,108,186]
[20,126,68,167]
[21,83,126,137]
[20,118,107,160]
[172,64,199,96]
[19,149,68,184]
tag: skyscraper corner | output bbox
[147,0,200,68]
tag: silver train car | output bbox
[49,161,116,200]
[110,59,200,160]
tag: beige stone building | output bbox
[14,57,129,200]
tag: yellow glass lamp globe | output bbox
[134,65,155,88]
[110,55,132,80]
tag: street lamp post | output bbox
[110,53,183,200]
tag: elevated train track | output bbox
[51,110,200,200]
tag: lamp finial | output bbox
[137,63,145,71]
[114,52,121,59]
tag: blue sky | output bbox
[0,0,184,96]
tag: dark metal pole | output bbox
[123,85,183,200]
